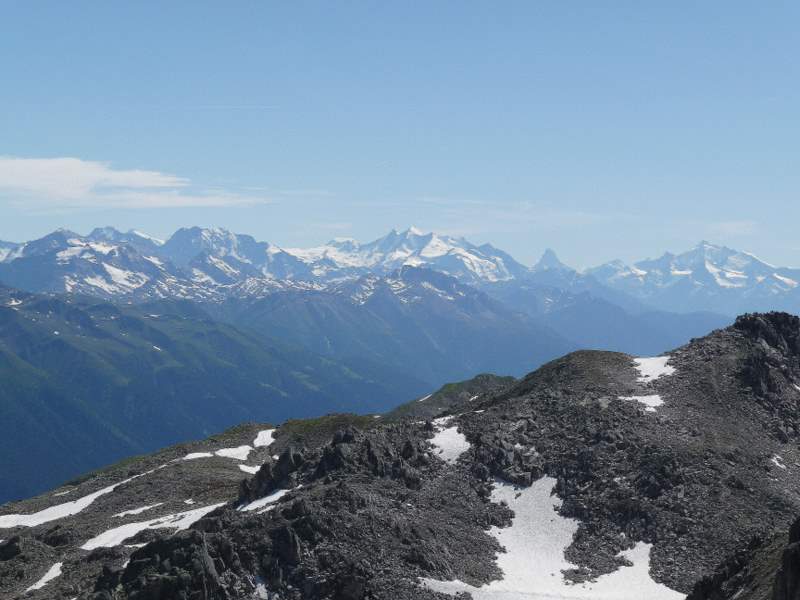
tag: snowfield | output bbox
[424,477,684,599]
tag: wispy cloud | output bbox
[0,156,268,210]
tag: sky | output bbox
[1,1,798,269]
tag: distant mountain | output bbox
[588,241,800,315]
[86,226,164,254]
[0,228,795,357]
[160,226,314,282]
[0,285,428,502]
[285,226,531,284]
[0,240,22,262]
[209,266,575,387]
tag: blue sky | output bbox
[1,2,798,268]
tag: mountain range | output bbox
[4,225,799,502]
[3,312,800,599]
[0,226,795,316]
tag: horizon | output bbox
[2,3,799,267]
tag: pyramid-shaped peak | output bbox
[533,248,570,271]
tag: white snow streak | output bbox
[182,452,214,460]
[0,465,165,529]
[81,503,225,550]
[238,488,292,512]
[424,477,683,600]
[113,503,164,518]
[239,464,261,475]
[25,561,63,592]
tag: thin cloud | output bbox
[0,156,268,210]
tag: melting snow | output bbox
[424,477,683,599]
[25,561,63,592]
[81,503,225,550]
[253,429,276,448]
[632,357,675,383]
[238,488,291,512]
[430,419,471,464]
[239,464,261,475]
[0,466,165,529]
[619,395,664,413]
[113,503,164,518]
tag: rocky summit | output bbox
[3,313,800,599]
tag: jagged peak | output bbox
[532,248,571,272]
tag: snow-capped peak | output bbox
[282,228,528,284]
[587,241,800,314]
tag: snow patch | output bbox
[239,464,261,475]
[215,445,253,461]
[26,561,63,592]
[182,452,214,460]
[238,488,292,512]
[81,503,225,550]
[620,395,664,413]
[253,429,276,448]
[424,477,683,600]
[632,357,675,383]
[113,503,164,518]
[430,419,470,464]
[417,393,433,403]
